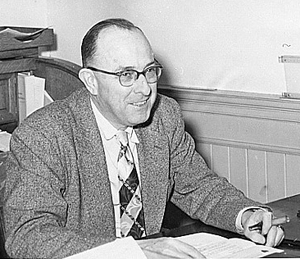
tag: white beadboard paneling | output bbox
[266,152,285,203]
[247,150,267,203]
[286,155,300,197]
[159,85,300,203]
[229,147,248,197]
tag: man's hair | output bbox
[81,18,142,67]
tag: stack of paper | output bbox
[177,232,283,258]
[0,130,11,152]
[18,73,53,123]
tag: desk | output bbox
[161,221,300,258]
[154,195,300,258]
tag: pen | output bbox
[249,215,290,231]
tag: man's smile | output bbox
[130,99,149,107]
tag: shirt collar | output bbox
[90,99,139,144]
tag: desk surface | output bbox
[162,221,300,258]
[153,195,300,258]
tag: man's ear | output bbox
[78,68,99,95]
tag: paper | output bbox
[0,151,8,195]
[44,90,54,106]
[64,236,146,259]
[0,131,11,152]
[177,233,283,258]
[18,73,46,122]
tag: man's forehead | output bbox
[96,27,145,49]
[94,27,153,68]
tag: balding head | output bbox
[81,18,145,67]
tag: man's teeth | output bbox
[133,100,147,106]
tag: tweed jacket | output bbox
[4,88,260,258]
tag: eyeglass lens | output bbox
[120,66,162,86]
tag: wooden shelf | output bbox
[0,26,54,59]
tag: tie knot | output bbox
[116,130,129,147]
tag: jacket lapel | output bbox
[70,89,116,236]
[136,127,170,235]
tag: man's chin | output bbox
[129,114,152,127]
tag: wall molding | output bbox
[198,137,300,156]
[159,84,300,122]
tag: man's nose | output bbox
[134,74,152,95]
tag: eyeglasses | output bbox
[86,62,163,87]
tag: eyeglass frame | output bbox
[86,61,163,87]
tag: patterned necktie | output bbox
[116,131,146,239]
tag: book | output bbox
[176,232,283,258]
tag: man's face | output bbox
[90,27,158,130]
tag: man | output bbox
[4,18,284,259]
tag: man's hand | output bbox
[137,237,206,259]
[241,209,285,247]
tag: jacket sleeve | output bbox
[3,118,114,259]
[159,96,262,232]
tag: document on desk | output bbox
[177,233,283,258]
[64,236,146,259]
